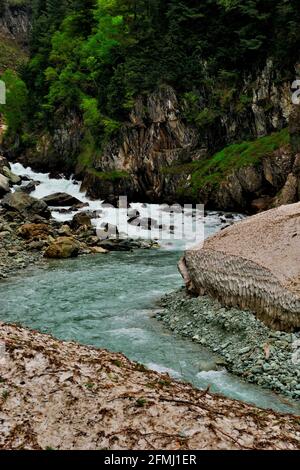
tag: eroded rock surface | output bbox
[180,203,300,331]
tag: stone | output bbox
[98,240,131,252]
[0,155,10,173]
[70,212,93,230]
[18,223,52,240]
[179,203,300,331]
[21,181,37,194]
[2,166,21,185]
[44,237,80,259]
[1,192,51,220]
[57,224,73,236]
[90,246,109,254]
[0,174,10,196]
[42,192,82,207]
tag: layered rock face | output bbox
[82,86,197,203]
[180,203,300,331]
[0,1,31,48]
[82,69,292,204]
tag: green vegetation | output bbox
[0,33,27,72]
[1,1,299,177]
[87,168,129,182]
[12,1,300,134]
[191,129,290,191]
[0,69,28,136]
[164,129,290,195]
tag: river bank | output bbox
[0,321,299,450]
[157,290,300,400]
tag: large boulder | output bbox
[44,237,80,259]
[179,203,300,331]
[0,155,10,173]
[42,192,82,207]
[0,174,10,196]
[1,166,21,185]
[1,191,51,220]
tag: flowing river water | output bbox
[0,163,299,415]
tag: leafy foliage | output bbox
[0,69,28,136]
[3,1,300,167]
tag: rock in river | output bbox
[179,202,300,331]
[42,192,82,207]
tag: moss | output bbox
[190,128,290,191]
[77,133,96,168]
[163,128,290,198]
[0,33,27,73]
[87,168,129,182]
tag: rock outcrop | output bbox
[81,73,292,205]
[179,203,300,331]
[0,1,31,48]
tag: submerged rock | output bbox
[180,203,300,331]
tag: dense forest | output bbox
[1,0,300,206]
[2,1,299,139]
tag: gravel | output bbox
[156,289,300,400]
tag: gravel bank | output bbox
[157,290,300,400]
[0,213,42,279]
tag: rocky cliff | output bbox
[0,1,31,46]
[0,1,31,72]
[6,56,300,211]
[179,202,300,331]
[79,62,294,207]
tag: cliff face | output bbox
[0,2,31,48]
[10,58,300,210]
[81,86,197,203]
[79,62,295,207]
[180,203,300,332]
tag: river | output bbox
[0,163,299,415]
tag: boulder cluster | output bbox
[0,156,155,279]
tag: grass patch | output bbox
[164,128,289,196]
[87,168,129,182]
[191,128,289,191]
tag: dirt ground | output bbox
[0,322,299,450]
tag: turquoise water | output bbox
[0,248,299,415]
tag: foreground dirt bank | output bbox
[0,323,299,450]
